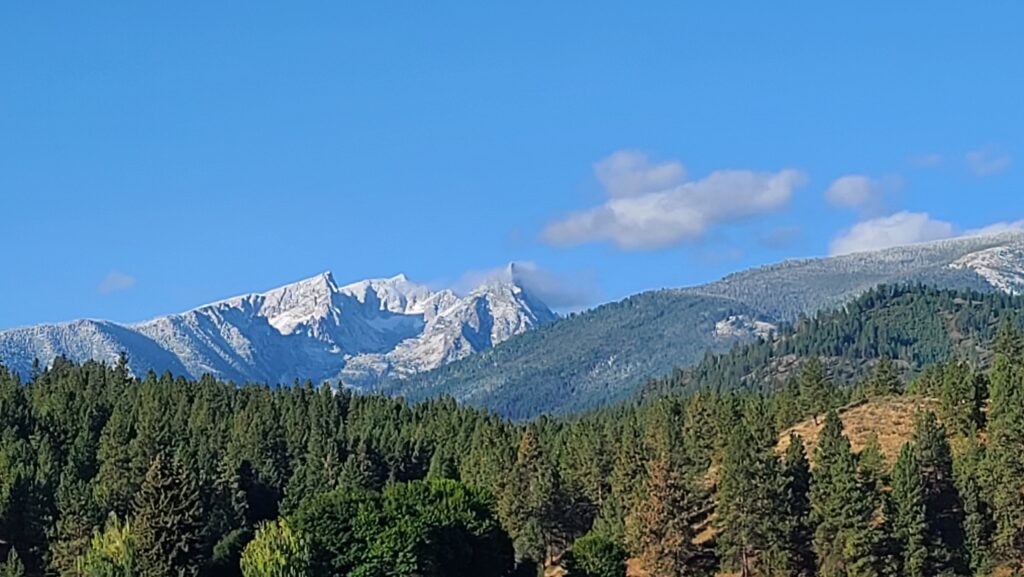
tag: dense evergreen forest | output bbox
[645,285,1024,398]
[1,285,1024,576]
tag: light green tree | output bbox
[240,519,311,577]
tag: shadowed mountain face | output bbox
[389,232,1024,418]
[0,265,556,387]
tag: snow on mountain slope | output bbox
[0,266,556,387]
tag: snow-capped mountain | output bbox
[0,264,556,388]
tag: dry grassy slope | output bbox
[777,395,940,465]
[551,397,941,577]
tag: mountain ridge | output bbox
[0,265,556,387]
[391,231,1024,418]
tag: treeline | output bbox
[0,297,1023,575]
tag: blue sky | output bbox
[1,2,1022,328]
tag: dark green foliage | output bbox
[939,362,984,437]
[293,479,514,577]
[132,456,205,577]
[716,419,785,576]
[647,285,1024,399]
[810,411,879,577]
[890,444,927,577]
[4,285,1024,576]
[985,348,1024,565]
[562,533,626,577]
[781,435,815,576]
[911,411,968,575]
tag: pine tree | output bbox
[626,457,697,577]
[985,354,1024,565]
[810,411,878,577]
[867,357,900,397]
[954,437,993,577]
[499,425,566,566]
[911,411,968,575]
[889,444,927,577]
[0,549,24,577]
[799,358,832,424]
[939,362,982,437]
[717,419,785,576]
[782,435,815,576]
[994,319,1023,364]
[857,434,887,515]
[132,456,205,577]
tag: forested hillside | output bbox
[645,285,1024,398]
[2,291,1024,576]
[389,292,768,419]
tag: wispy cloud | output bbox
[593,150,686,197]
[966,148,1011,177]
[824,175,884,211]
[455,261,599,311]
[830,213,1024,256]
[98,270,137,294]
[544,151,807,251]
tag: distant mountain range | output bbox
[0,264,555,386]
[3,232,1023,418]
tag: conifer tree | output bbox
[499,425,566,565]
[867,357,900,397]
[781,435,815,576]
[0,549,24,577]
[626,457,696,577]
[939,362,982,437]
[132,456,205,577]
[954,437,993,577]
[911,411,968,575]
[889,444,927,577]
[810,411,878,577]
[984,354,1024,565]
[717,419,785,576]
[994,319,1023,364]
[799,358,831,424]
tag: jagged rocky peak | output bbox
[337,273,434,314]
[256,271,341,335]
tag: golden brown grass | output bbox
[777,396,939,465]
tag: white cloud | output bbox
[593,150,686,197]
[963,220,1024,237]
[829,212,956,256]
[545,151,807,250]
[825,175,884,210]
[966,148,1011,177]
[98,270,137,294]
[455,261,598,311]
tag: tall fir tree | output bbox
[889,444,927,577]
[799,358,832,424]
[911,411,968,575]
[984,354,1024,566]
[717,419,785,577]
[782,435,815,577]
[132,456,205,577]
[810,411,879,577]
